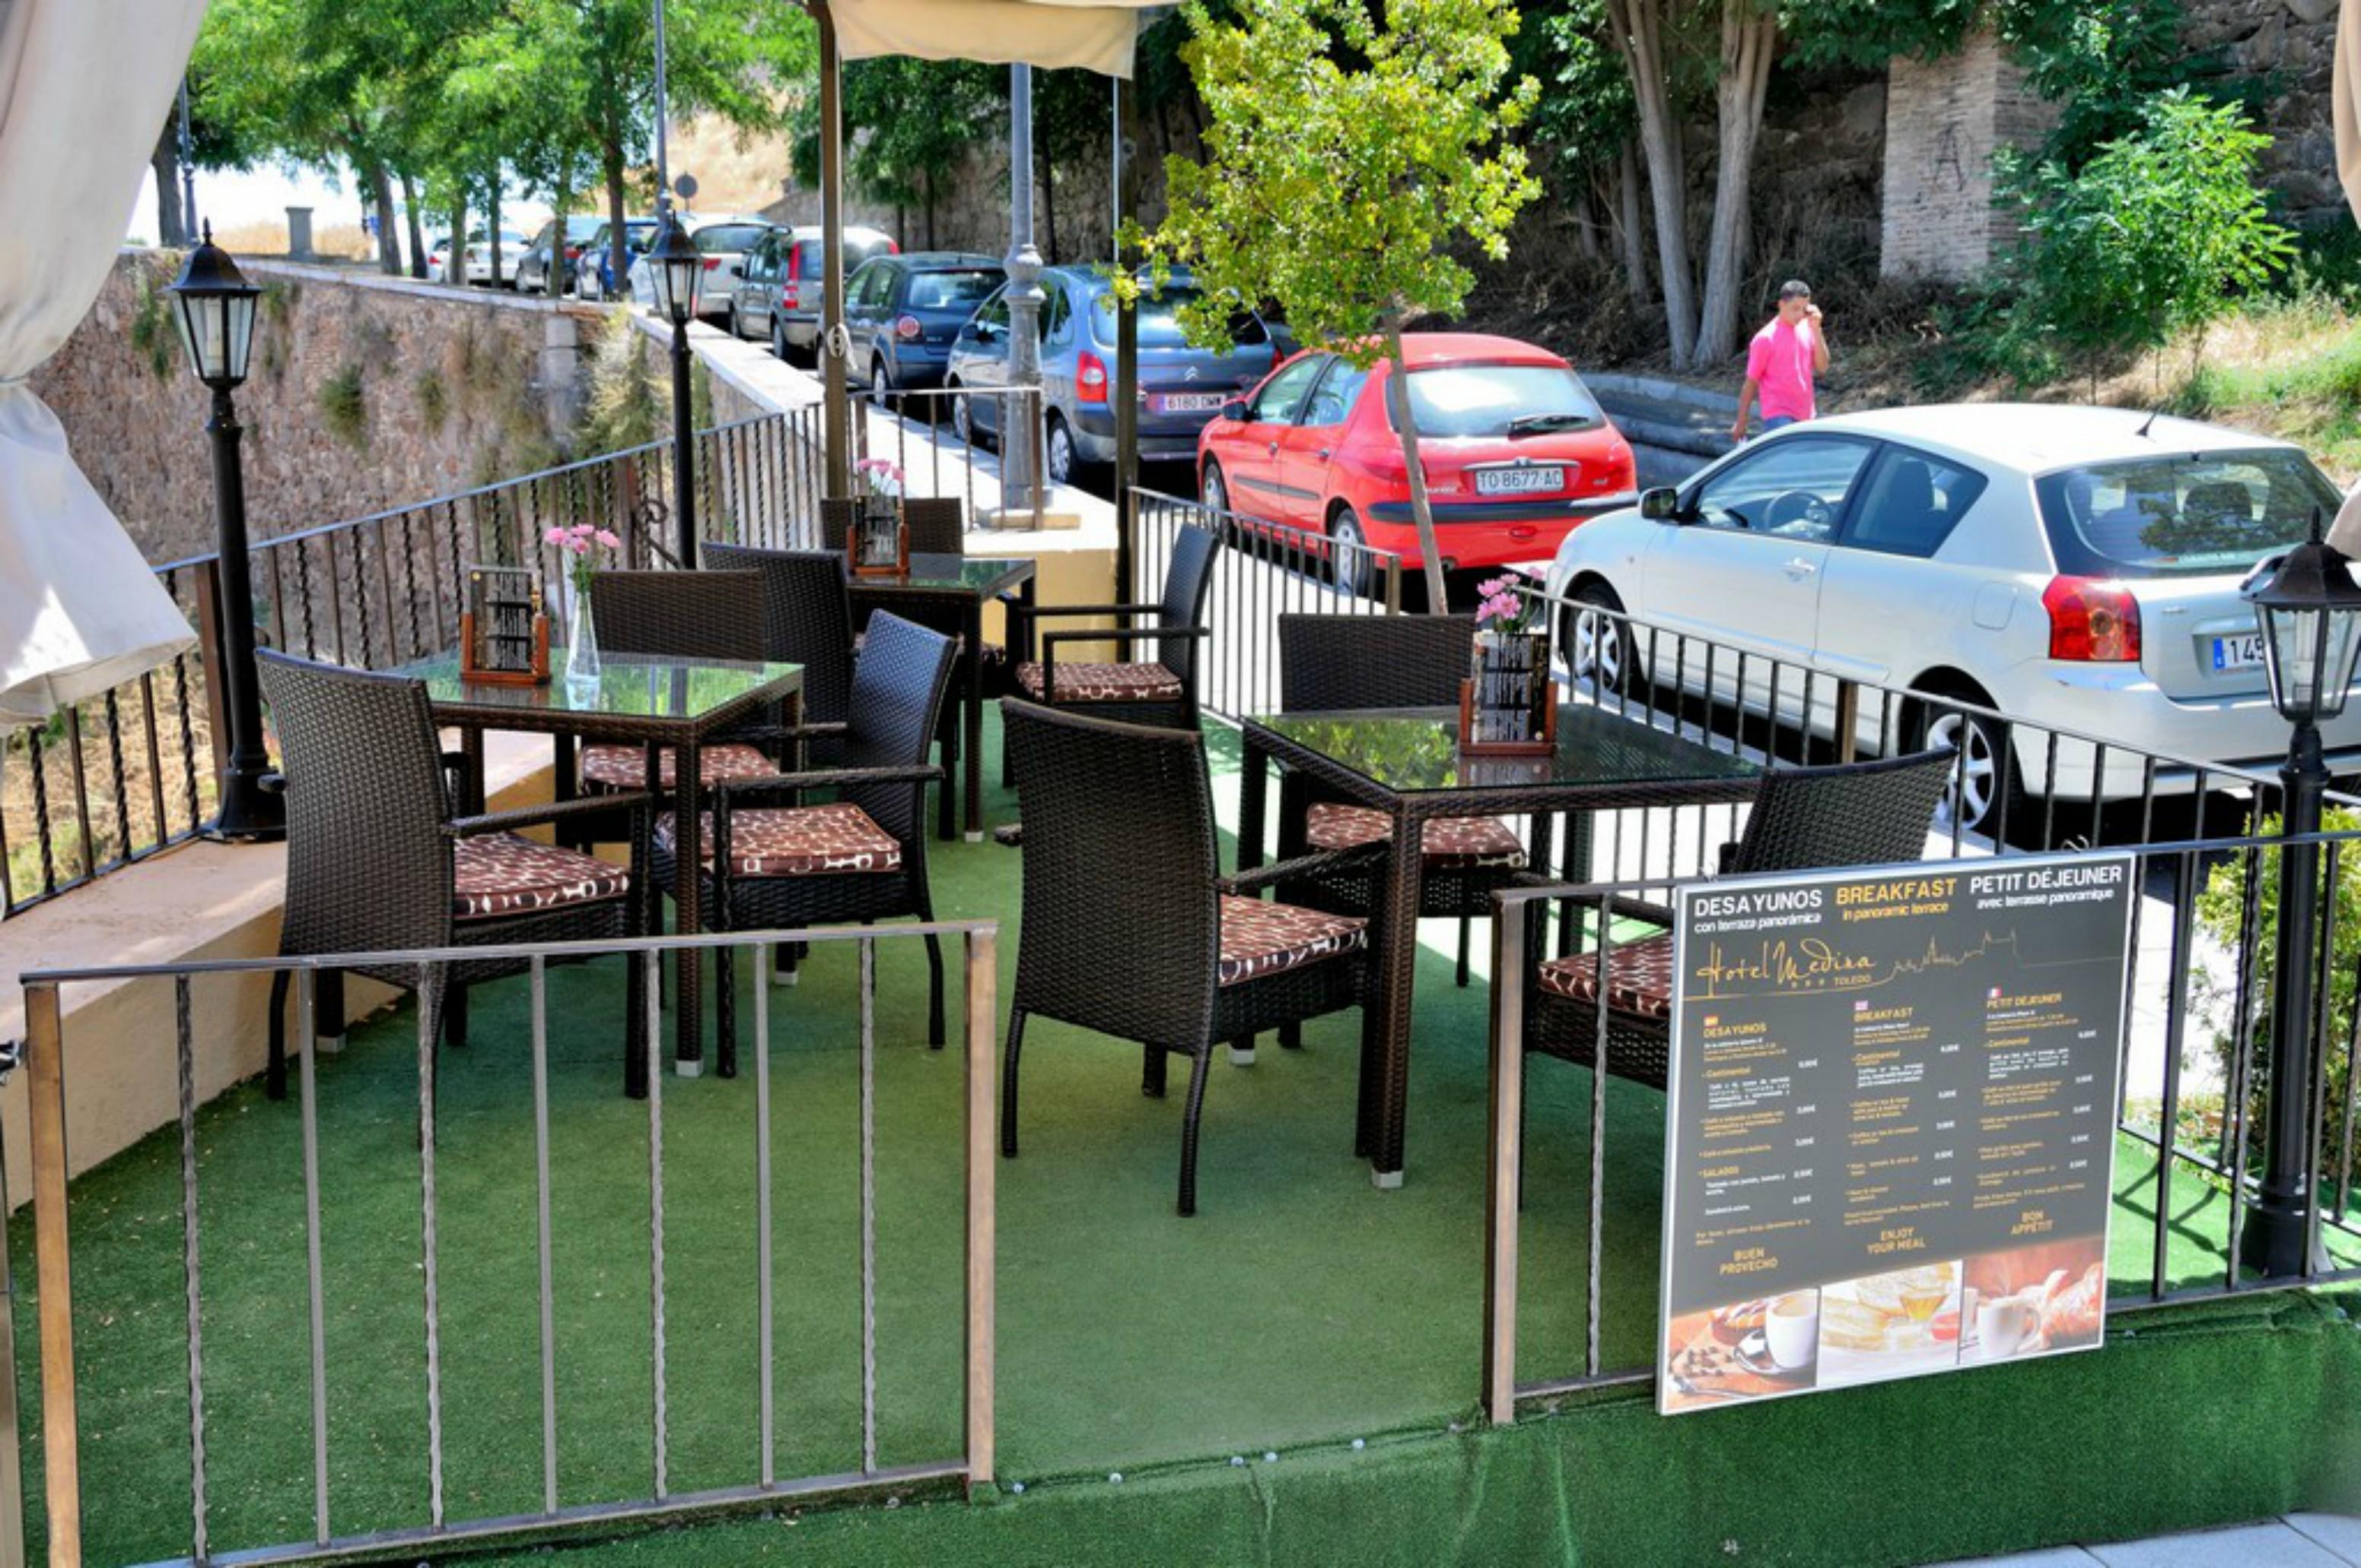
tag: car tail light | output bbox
[1077,350,1109,404]
[2043,576,2140,663]
[896,313,923,342]
[701,257,721,272]
[781,281,800,309]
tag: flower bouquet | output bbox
[849,457,908,576]
[545,521,622,692]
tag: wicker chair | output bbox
[1006,520,1221,737]
[573,569,777,798]
[256,650,654,1099]
[702,543,859,730]
[820,495,966,557]
[1523,747,1956,1095]
[997,697,1383,1216]
[655,611,959,1067]
[1271,613,1529,999]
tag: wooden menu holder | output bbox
[848,506,910,578]
[460,565,551,685]
[1458,676,1558,756]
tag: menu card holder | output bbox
[459,565,550,686]
[848,502,909,578]
[1457,677,1558,756]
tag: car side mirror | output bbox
[1221,399,1249,423]
[1640,486,1685,523]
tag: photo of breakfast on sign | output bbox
[1661,1290,1825,1410]
[1958,1236,2106,1363]
[1815,1261,1962,1390]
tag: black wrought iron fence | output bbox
[1480,828,2361,1420]
[14,919,998,1566]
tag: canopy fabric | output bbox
[2342,0,2361,234]
[829,0,1161,75]
[0,0,207,724]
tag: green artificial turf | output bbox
[18,714,2361,1565]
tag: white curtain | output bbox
[0,0,209,724]
[830,0,1159,75]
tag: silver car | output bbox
[730,225,899,364]
[943,267,1282,484]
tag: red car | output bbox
[1196,332,1637,590]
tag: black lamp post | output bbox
[168,224,283,843]
[648,207,702,568]
[2238,510,2361,1276]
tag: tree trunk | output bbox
[924,167,937,250]
[367,159,402,275]
[1691,2,1778,367]
[604,145,630,298]
[1609,0,1697,365]
[488,177,504,287]
[1039,136,1058,265]
[1382,310,1448,614]
[1616,140,1649,304]
[399,172,428,278]
[449,195,466,285]
[895,199,908,250]
[151,113,186,246]
[549,175,570,297]
[1572,177,1600,262]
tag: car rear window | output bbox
[1088,287,1268,348]
[2033,450,2341,578]
[695,224,771,253]
[905,268,1004,310]
[791,237,893,278]
[1398,364,1601,438]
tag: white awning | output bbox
[829,0,1165,76]
[0,0,208,725]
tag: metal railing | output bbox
[14,919,997,1566]
[1131,488,1405,721]
[1,412,813,922]
[1479,828,2361,1420]
[854,386,1049,532]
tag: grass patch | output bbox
[317,363,368,450]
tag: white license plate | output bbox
[1152,392,1228,414]
[2211,632,2266,672]
[1474,466,1564,496]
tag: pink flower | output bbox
[543,526,570,546]
[594,529,622,549]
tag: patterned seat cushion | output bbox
[453,835,630,922]
[1303,803,1529,870]
[1536,931,1678,1021]
[580,742,772,792]
[1013,660,1184,704]
[657,802,902,879]
[1217,895,1367,987]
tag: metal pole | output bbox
[2244,720,2334,1275]
[1113,73,1140,616]
[25,983,81,1566]
[1003,64,1044,513]
[817,5,851,498]
[670,319,697,567]
[202,385,285,841]
[651,0,670,199]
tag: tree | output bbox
[1129,0,1538,612]
[808,58,1001,249]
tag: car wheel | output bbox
[1329,506,1372,599]
[1562,580,1637,698]
[1201,460,1230,517]
[722,301,740,339]
[1911,687,2019,842]
[951,383,984,449]
[1045,416,1077,488]
[771,317,788,360]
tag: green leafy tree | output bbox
[1993,88,2293,368]
[1128,0,1539,611]
[803,58,1001,250]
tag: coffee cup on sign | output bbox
[1765,1291,1819,1371]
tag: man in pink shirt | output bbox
[1732,279,1830,442]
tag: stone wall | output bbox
[1879,36,2056,282]
[31,253,595,566]
[2183,0,2343,228]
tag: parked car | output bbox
[1538,404,2356,833]
[515,215,604,294]
[425,234,453,284]
[840,252,1007,399]
[630,215,769,323]
[1198,332,1637,593]
[574,217,657,301]
[944,266,1284,485]
[730,224,898,362]
[459,229,532,287]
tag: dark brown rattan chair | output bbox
[655,611,959,1066]
[997,697,1383,1216]
[703,543,858,730]
[820,495,966,557]
[1006,520,1221,735]
[1523,746,1956,1094]
[1271,613,1529,998]
[256,650,654,1099]
[573,569,777,798]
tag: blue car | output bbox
[943,266,1284,484]
[841,252,1007,400]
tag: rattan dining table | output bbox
[847,553,1036,842]
[1237,702,1762,1186]
[404,650,804,1079]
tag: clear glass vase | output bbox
[565,582,601,698]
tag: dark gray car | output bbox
[943,267,1281,483]
[730,224,898,363]
[842,253,1007,398]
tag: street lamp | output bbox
[648,207,702,568]
[168,224,282,842]
[2238,509,2361,1276]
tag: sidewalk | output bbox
[1934,1516,2361,1566]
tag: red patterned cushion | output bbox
[1537,931,1677,1020]
[453,835,629,922]
[657,802,902,878]
[580,742,772,792]
[1303,803,1529,869]
[1217,895,1367,987]
[1014,660,1184,703]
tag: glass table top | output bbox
[848,554,1035,594]
[1249,704,1764,795]
[406,652,803,722]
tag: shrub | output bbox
[577,307,665,455]
[414,367,449,434]
[318,364,368,449]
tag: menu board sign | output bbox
[1657,854,2133,1414]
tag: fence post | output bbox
[1383,558,1402,618]
[24,983,79,1565]
[1482,903,1525,1426]
[1834,680,1860,765]
[0,1036,24,1568]
[963,929,998,1493]
[190,570,235,809]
